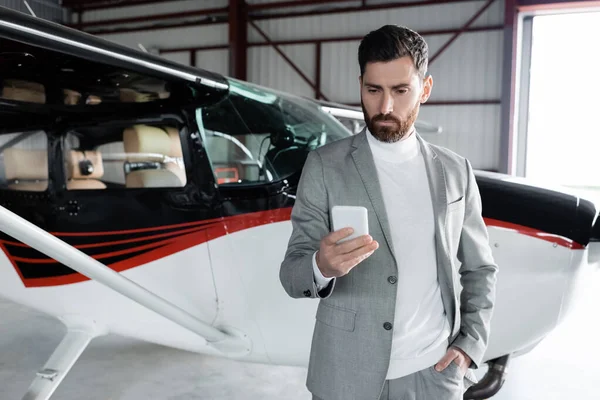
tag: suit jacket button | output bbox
[303,290,311,297]
[383,322,393,330]
[387,276,397,284]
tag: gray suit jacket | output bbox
[279,130,498,400]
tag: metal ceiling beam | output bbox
[247,0,354,11]
[160,44,229,54]
[80,19,225,36]
[67,6,228,30]
[347,99,501,107]
[158,25,502,53]
[250,0,478,20]
[254,25,502,47]
[427,99,501,105]
[63,0,182,11]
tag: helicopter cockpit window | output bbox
[0,39,173,108]
[196,79,348,186]
[0,131,48,192]
[63,125,186,190]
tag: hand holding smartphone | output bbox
[315,205,378,278]
[331,206,369,243]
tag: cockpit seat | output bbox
[1,79,46,104]
[161,126,187,186]
[66,150,107,190]
[3,148,48,191]
[123,125,186,188]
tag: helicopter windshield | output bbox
[196,79,350,186]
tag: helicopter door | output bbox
[0,6,230,321]
[45,122,221,325]
[193,79,351,361]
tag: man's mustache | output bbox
[371,114,401,125]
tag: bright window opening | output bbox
[526,11,600,206]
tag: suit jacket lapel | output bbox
[416,134,447,238]
[351,130,397,266]
[416,134,458,335]
[416,134,454,287]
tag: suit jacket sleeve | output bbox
[451,159,499,369]
[279,150,336,299]
[312,251,335,290]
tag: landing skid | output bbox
[22,320,105,400]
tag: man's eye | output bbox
[396,89,408,94]
[368,89,378,93]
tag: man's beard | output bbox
[361,100,420,143]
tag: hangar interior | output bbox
[0,0,599,399]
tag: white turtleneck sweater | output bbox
[313,128,451,380]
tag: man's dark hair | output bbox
[358,25,429,78]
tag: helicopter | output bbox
[0,6,598,400]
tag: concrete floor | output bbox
[2,272,600,400]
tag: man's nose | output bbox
[379,93,394,115]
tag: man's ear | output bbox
[420,74,433,103]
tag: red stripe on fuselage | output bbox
[51,216,225,237]
[0,225,207,249]
[1,208,293,287]
[0,208,585,288]
[483,218,585,250]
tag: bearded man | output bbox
[279,24,498,400]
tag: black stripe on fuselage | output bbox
[11,247,164,279]
[475,174,597,246]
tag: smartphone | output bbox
[331,205,369,244]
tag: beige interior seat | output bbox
[1,79,46,104]
[161,126,187,185]
[123,125,186,188]
[63,89,82,105]
[3,148,48,191]
[66,150,107,190]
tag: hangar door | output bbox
[517,10,600,206]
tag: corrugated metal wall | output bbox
[84,0,504,170]
[80,0,224,22]
[0,0,64,22]
[100,23,228,60]
[246,0,504,171]
[82,0,229,65]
